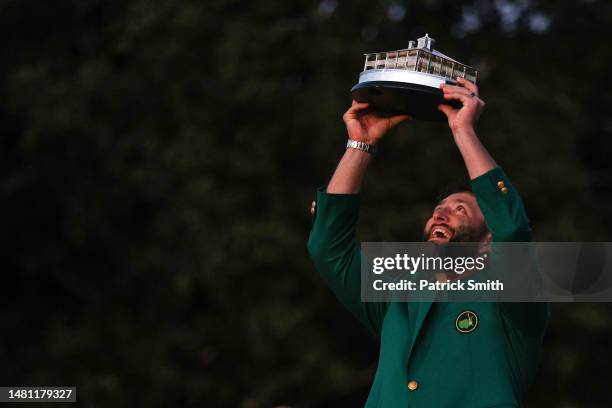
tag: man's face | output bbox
[423,192,489,243]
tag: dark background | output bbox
[1,0,611,406]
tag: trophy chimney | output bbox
[417,34,435,51]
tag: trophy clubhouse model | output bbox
[351,34,478,122]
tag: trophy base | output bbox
[350,81,461,123]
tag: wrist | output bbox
[343,146,374,162]
[346,139,378,155]
[451,126,477,139]
[347,134,378,145]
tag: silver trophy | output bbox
[351,34,478,122]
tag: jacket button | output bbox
[497,181,505,189]
[407,380,419,391]
[310,201,316,215]
[501,187,509,194]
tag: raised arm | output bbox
[438,78,530,241]
[327,101,409,193]
[438,77,496,180]
[307,102,408,336]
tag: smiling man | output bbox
[425,189,489,244]
[307,78,549,407]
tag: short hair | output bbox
[435,179,473,203]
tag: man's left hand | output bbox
[438,77,485,133]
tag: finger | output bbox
[437,104,455,117]
[456,77,479,94]
[344,102,370,120]
[348,101,370,113]
[444,92,485,108]
[388,114,411,127]
[442,92,473,105]
[441,84,474,96]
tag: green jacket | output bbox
[307,167,549,408]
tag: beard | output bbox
[449,224,488,242]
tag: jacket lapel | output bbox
[407,289,436,357]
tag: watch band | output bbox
[346,139,377,155]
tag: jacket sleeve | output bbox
[307,186,389,337]
[469,167,532,242]
[471,167,549,336]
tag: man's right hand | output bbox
[343,100,410,145]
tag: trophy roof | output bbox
[363,34,467,67]
[430,49,460,64]
[363,34,473,68]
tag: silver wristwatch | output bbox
[346,139,377,155]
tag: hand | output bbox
[343,100,410,145]
[438,78,485,133]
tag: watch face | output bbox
[347,140,376,154]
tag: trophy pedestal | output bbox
[350,81,461,123]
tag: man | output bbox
[307,78,549,407]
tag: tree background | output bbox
[1,0,611,406]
